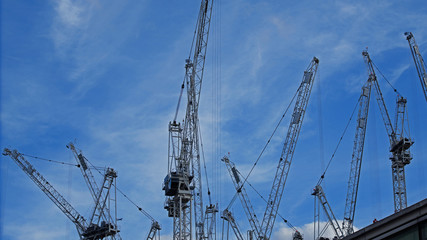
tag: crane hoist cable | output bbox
[371,60,403,97]
[224,85,299,210]
[316,96,361,186]
[233,165,299,233]
[242,84,300,184]
[78,153,159,224]
[199,122,213,205]
[315,57,405,186]
[67,144,159,225]
[224,82,301,214]
[173,81,186,123]
[21,153,81,167]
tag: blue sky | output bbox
[1,0,427,240]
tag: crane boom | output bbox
[3,148,87,234]
[362,51,396,145]
[342,76,372,235]
[221,156,262,238]
[68,143,100,201]
[405,32,427,101]
[260,57,319,239]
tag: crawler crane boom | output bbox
[405,32,427,101]
[260,57,319,239]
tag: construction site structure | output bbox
[163,1,215,240]
[68,143,121,238]
[405,32,427,102]
[260,57,319,239]
[221,156,305,240]
[313,73,372,238]
[3,148,120,240]
[221,155,262,239]
[221,209,245,240]
[362,51,413,213]
[221,57,319,240]
[313,50,413,239]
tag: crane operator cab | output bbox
[163,172,193,196]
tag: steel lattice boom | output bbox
[259,57,319,239]
[341,53,373,236]
[3,148,88,234]
[405,32,427,102]
[222,156,262,239]
[3,148,122,240]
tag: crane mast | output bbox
[260,57,319,239]
[405,32,427,101]
[164,1,214,240]
[390,96,412,212]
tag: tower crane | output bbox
[163,1,214,240]
[260,57,319,239]
[221,57,319,240]
[3,148,119,240]
[313,76,372,238]
[405,32,427,101]
[313,50,413,239]
[69,143,161,239]
[312,51,373,238]
[67,143,120,237]
[363,51,413,213]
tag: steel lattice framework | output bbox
[363,51,413,213]
[405,32,427,102]
[164,1,214,240]
[260,57,319,239]
[3,148,120,240]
